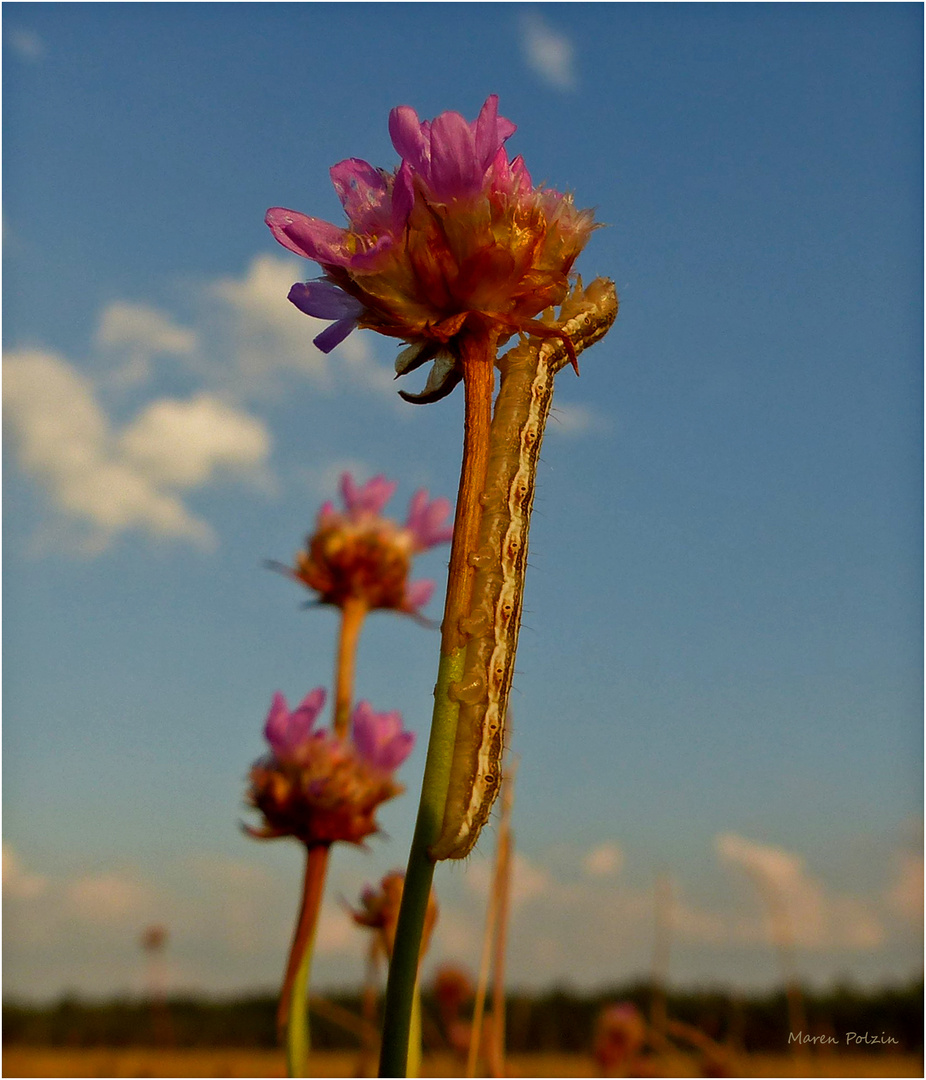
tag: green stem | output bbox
[407,978,423,1079]
[377,647,465,1076]
[379,333,496,1078]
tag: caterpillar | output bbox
[430,278,619,860]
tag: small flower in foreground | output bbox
[246,692,414,847]
[279,472,452,617]
[593,1002,647,1076]
[267,94,597,402]
[351,870,438,958]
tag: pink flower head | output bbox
[247,692,413,847]
[351,701,415,772]
[264,688,327,760]
[282,472,451,619]
[266,94,596,400]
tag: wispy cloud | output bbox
[4,252,412,556]
[519,13,577,91]
[715,832,884,950]
[8,28,45,62]
[548,402,609,437]
[96,302,198,387]
[2,844,48,900]
[207,254,399,401]
[3,349,271,553]
[582,842,624,878]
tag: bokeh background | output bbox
[4,3,922,1002]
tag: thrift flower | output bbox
[267,94,597,401]
[279,472,452,617]
[247,691,415,847]
[351,870,438,959]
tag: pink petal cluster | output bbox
[264,688,326,760]
[266,95,596,399]
[290,472,452,617]
[352,701,415,772]
[247,690,415,847]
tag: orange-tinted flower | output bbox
[351,870,438,958]
[277,472,452,617]
[246,689,414,847]
[266,95,597,401]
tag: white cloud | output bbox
[8,29,44,61]
[465,850,554,909]
[520,13,577,91]
[582,842,624,879]
[2,845,48,900]
[548,402,608,437]
[3,348,271,553]
[715,832,884,951]
[886,852,924,924]
[120,394,271,490]
[67,872,153,924]
[96,302,197,387]
[210,254,399,400]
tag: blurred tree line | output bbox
[3,978,921,1053]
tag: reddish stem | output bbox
[441,330,497,654]
[334,596,367,739]
[276,844,330,1040]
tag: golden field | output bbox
[3,1048,923,1078]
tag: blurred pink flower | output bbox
[281,471,451,617]
[352,701,415,772]
[247,690,415,847]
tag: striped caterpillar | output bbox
[430,278,619,860]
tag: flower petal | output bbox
[264,691,290,749]
[403,578,435,612]
[389,105,431,178]
[405,491,453,550]
[313,317,359,353]
[474,94,516,169]
[429,110,479,200]
[391,161,415,233]
[340,473,397,517]
[330,158,390,229]
[288,281,365,320]
[351,701,415,771]
[265,208,349,264]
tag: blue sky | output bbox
[3,4,922,1001]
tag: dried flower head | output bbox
[278,472,452,618]
[267,94,597,402]
[351,870,438,958]
[247,689,415,847]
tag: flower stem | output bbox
[278,844,330,1078]
[378,332,496,1078]
[334,596,367,738]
